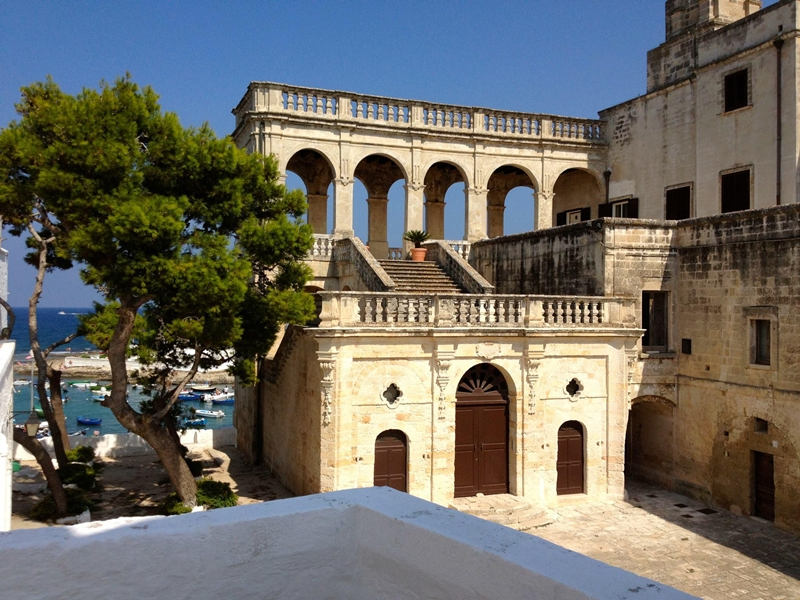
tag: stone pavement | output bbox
[531,481,800,600]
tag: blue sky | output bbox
[0,1,777,307]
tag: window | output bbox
[599,198,639,218]
[642,291,668,352]
[665,186,691,220]
[752,319,771,365]
[721,169,751,213]
[556,207,591,225]
[724,69,749,112]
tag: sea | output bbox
[10,307,235,435]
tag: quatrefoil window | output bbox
[382,383,403,407]
[566,378,583,398]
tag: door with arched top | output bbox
[374,430,407,492]
[454,364,509,497]
[557,421,584,495]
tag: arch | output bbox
[423,161,468,240]
[454,364,509,498]
[487,165,538,237]
[551,167,604,227]
[353,153,408,259]
[631,394,677,408]
[374,429,407,492]
[625,400,675,487]
[557,420,585,495]
[285,148,337,234]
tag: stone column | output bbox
[537,189,554,230]
[404,182,425,237]
[426,201,445,240]
[487,204,505,238]
[464,187,488,241]
[367,197,389,259]
[332,178,354,238]
[306,194,328,235]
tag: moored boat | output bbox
[70,381,96,388]
[194,409,225,419]
[178,392,204,402]
[190,383,216,393]
[76,416,102,426]
[210,397,235,405]
[184,417,206,428]
[203,391,234,402]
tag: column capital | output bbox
[405,182,425,192]
[466,187,489,196]
[334,177,354,187]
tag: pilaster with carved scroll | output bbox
[318,351,337,427]
[525,345,545,415]
[625,349,639,411]
[435,350,454,421]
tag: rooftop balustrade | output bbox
[235,82,606,144]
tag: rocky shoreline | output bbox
[41,355,235,385]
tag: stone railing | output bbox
[440,240,471,260]
[423,240,493,295]
[387,247,404,260]
[332,237,395,292]
[318,293,634,329]
[309,234,335,259]
[236,82,606,144]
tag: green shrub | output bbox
[162,494,193,516]
[197,478,238,509]
[66,446,95,463]
[57,463,96,491]
[31,488,90,521]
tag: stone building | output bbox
[233,0,800,534]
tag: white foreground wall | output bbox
[0,340,15,531]
[12,426,236,461]
[0,487,694,600]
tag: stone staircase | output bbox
[379,260,463,294]
[449,494,553,532]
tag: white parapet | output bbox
[0,487,695,600]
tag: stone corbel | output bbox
[335,176,353,188]
[435,350,454,421]
[405,181,425,192]
[317,351,337,426]
[525,345,545,415]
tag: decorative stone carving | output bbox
[475,342,500,362]
[525,358,540,415]
[436,298,454,326]
[382,383,403,408]
[625,349,638,410]
[565,378,583,402]
[318,354,337,426]
[435,354,453,421]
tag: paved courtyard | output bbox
[532,481,800,599]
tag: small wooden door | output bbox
[454,364,509,498]
[374,430,407,492]
[754,451,775,521]
[557,421,584,495]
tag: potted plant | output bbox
[403,230,431,261]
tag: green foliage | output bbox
[403,229,430,247]
[65,445,95,463]
[31,488,91,521]
[57,462,96,490]
[161,478,237,515]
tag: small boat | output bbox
[194,409,225,419]
[211,397,235,405]
[190,383,216,393]
[178,392,204,402]
[68,429,87,437]
[184,418,206,428]
[70,381,97,389]
[35,408,45,418]
[58,311,66,315]
[13,379,31,386]
[203,391,234,402]
[91,395,106,402]
[76,416,102,426]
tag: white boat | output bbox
[190,383,217,393]
[13,379,31,386]
[194,409,225,419]
[70,381,97,389]
[202,391,235,402]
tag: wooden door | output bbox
[557,421,584,495]
[454,364,509,498]
[754,451,775,521]
[374,430,407,492]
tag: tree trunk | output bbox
[13,428,68,517]
[46,369,71,461]
[36,379,70,469]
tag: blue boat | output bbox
[184,418,206,428]
[76,416,102,426]
[211,397,235,405]
[179,393,204,402]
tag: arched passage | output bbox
[374,429,407,492]
[557,421,585,495]
[487,166,537,237]
[454,363,509,498]
[625,396,676,487]
[552,168,603,226]
[423,162,466,239]
[285,149,335,234]
[354,155,406,258]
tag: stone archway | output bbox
[487,166,537,237]
[374,429,408,492]
[286,149,335,234]
[354,155,406,259]
[454,363,509,498]
[423,162,466,240]
[552,168,603,226]
[625,396,676,487]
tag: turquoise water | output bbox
[12,379,235,435]
[10,307,97,361]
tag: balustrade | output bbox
[440,240,471,260]
[318,292,624,328]
[310,234,335,259]
[387,247,405,260]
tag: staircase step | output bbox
[379,260,464,293]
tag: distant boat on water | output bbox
[58,311,66,315]
[76,416,102,426]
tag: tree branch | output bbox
[0,297,15,340]
[151,348,204,422]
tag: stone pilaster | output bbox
[425,200,445,240]
[464,187,488,241]
[537,190,554,230]
[306,194,328,234]
[367,197,389,259]
[487,204,505,238]
[333,178,354,238]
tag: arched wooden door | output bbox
[557,421,584,495]
[374,430,407,492]
[454,364,509,498]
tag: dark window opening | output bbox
[642,292,668,352]
[556,207,591,226]
[666,186,691,220]
[724,69,749,112]
[599,198,639,219]
[752,319,771,365]
[721,170,751,213]
[681,339,692,354]
[754,417,769,434]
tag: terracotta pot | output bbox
[410,247,427,262]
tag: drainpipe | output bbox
[603,169,612,204]
[774,37,784,206]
